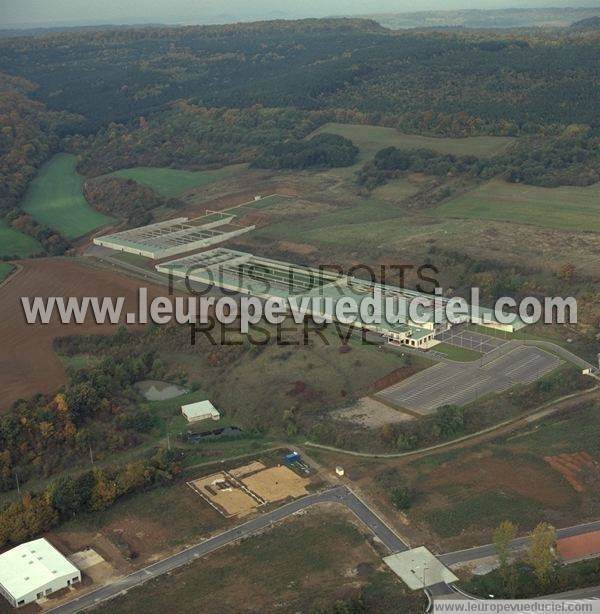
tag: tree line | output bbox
[252,133,359,170]
[0,447,179,549]
[358,125,600,190]
[0,329,162,491]
[83,176,184,226]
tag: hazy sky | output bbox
[2,0,600,27]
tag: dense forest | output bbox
[251,133,359,169]
[0,328,168,490]
[0,72,79,215]
[84,176,183,225]
[1,18,600,233]
[1,19,600,135]
[73,104,336,175]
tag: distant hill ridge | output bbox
[570,16,600,30]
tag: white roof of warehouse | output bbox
[0,538,79,600]
[181,400,220,419]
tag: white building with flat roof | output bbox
[181,400,221,423]
[0,538,81,608]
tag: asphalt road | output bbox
[49,486,408,613]
[439,519,600,566]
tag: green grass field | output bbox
[21,153,113,239]
[0,219,41,258]
[0,263,15,283]
[435,179,600,232]
[255,196,462,250]
[105,165,239,198]
[311,122,516,162]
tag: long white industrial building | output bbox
[156,248,527,348]
[94,214,255,259]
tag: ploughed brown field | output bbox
[0,258,166,410]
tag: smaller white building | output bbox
[182,400,220,423]
[0,538,81,608]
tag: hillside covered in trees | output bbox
[2,18,600,242]
[2,18,600,136]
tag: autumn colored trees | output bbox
[83,176,183,225]
[252,133,359,170]
[0,339,158,491]
[0,449,179,548]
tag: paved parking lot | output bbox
[376,345,562,415]
[436,326,506,354]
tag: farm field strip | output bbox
[0,263,15,284]
[435,179,600,232]
[104,165,240,197]
[21,153,113,239]
[0,218,42,258]
[311,122,516,161]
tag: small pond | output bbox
[135,380,189,401]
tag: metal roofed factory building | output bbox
[93,213,255,259]
[0,538,81,608]
[157,248,526,348]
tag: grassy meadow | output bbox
[105,165,240,198]
[0,263,15,283]
[254,193,463,251]
[0,219,42,258]
[435,179,600,232]
[311,122,516,162]
[21,153,113,239]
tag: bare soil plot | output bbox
[0,258,169,410]
[240,465,310,503]
[371,366,420,391]
[422,454,574,508]
[277,240,318,256]
[188,472,261,518]
[544,451,600,493]
[333,396,414,427]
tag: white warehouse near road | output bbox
[0,538,81,608]
[182,400,221,423]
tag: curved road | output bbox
[49,486,408,613]
[304,385,599,459]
